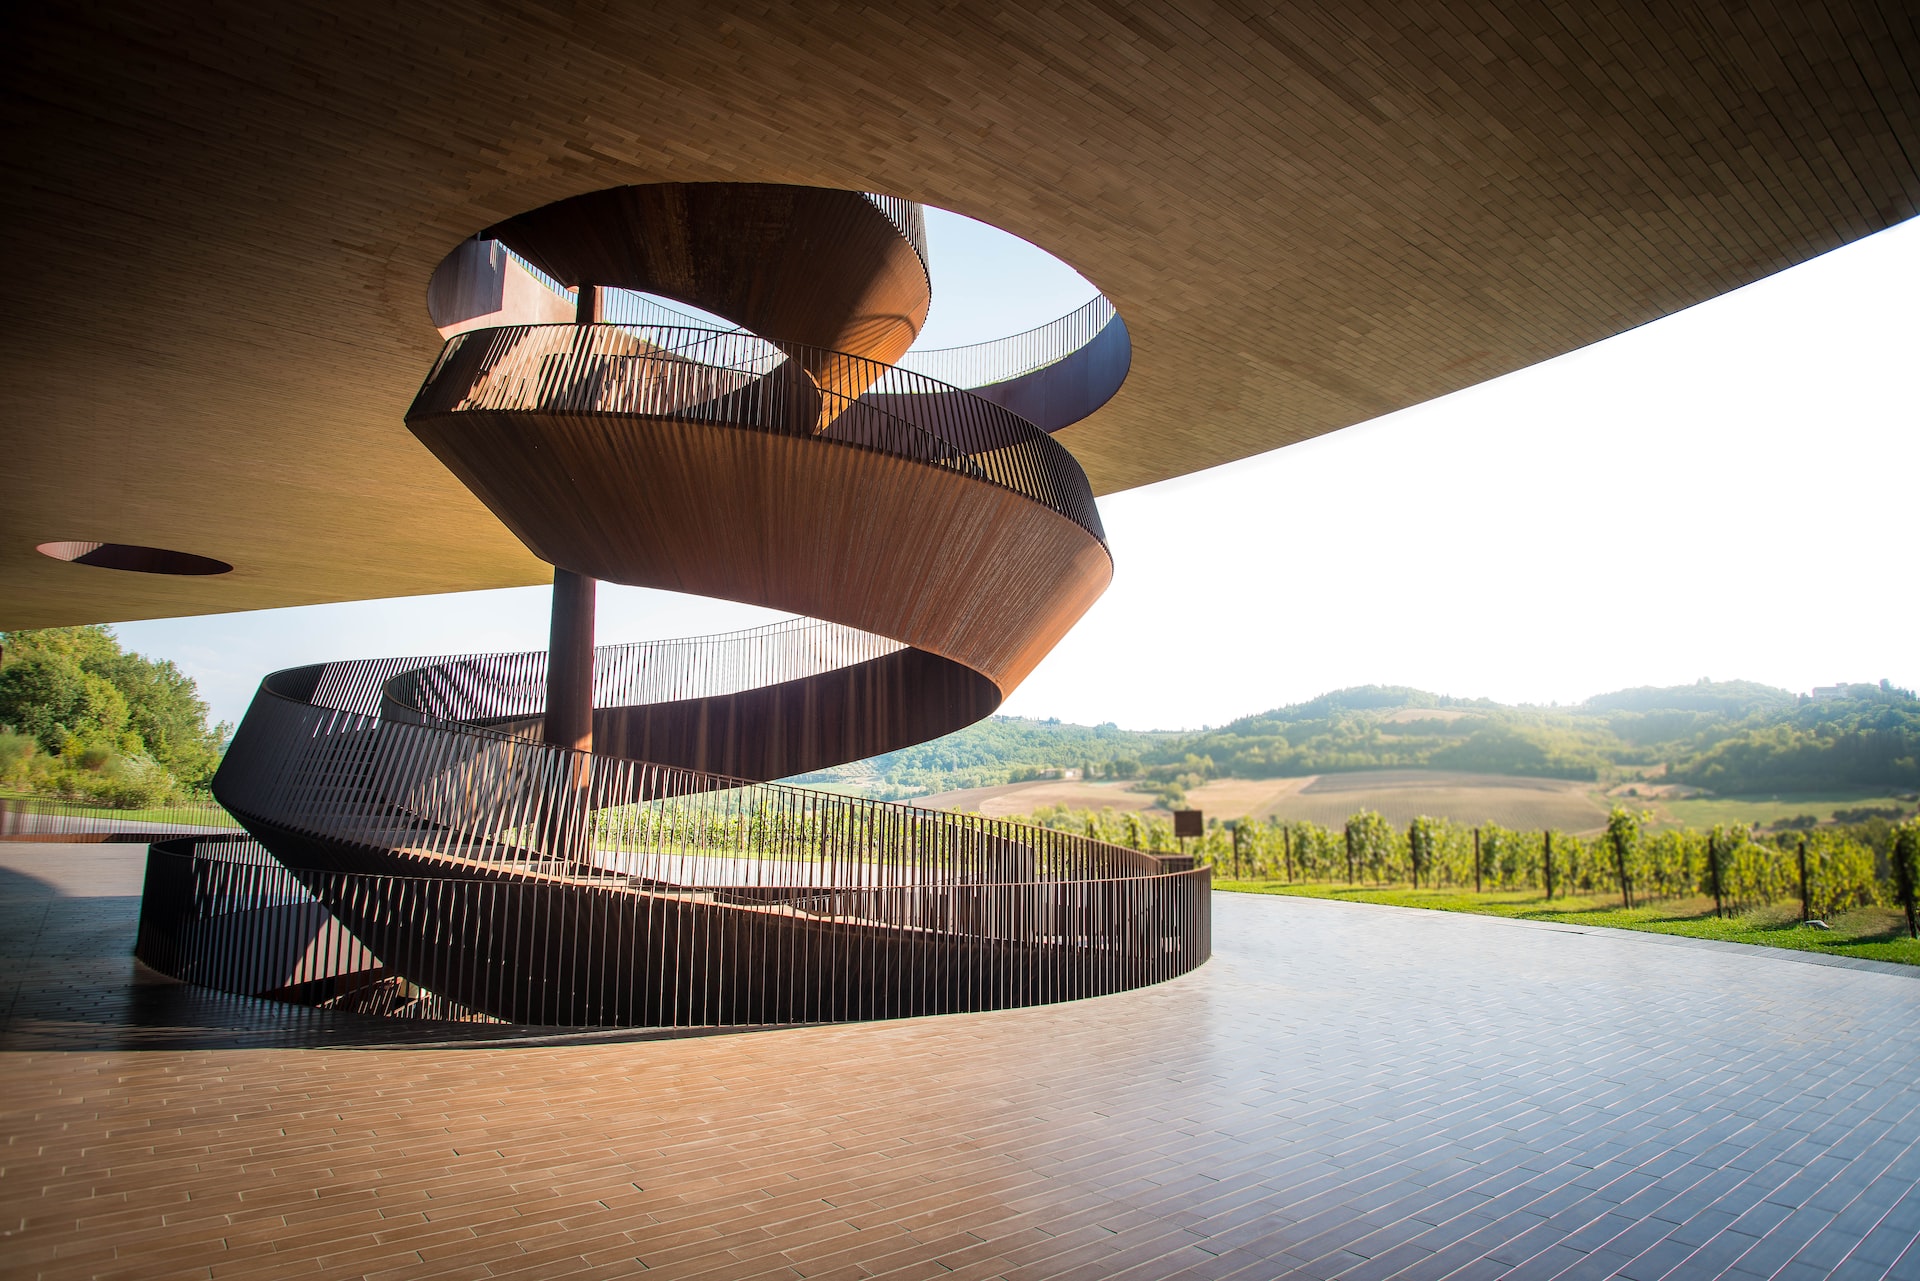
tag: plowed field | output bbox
[916,770,1613,832]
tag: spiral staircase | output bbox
[137,184,1210,1028]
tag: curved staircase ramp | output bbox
[181,183,1206,1028]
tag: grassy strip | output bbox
[0,791,233,826]
[1214,879,1920,967]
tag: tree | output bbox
[0,648,131,754]
[0,626,226,802]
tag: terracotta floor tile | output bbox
[7,849,1920,1281]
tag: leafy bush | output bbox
[76,753,177,809]
[0,729,37,790]
[1891,822,1920,938]
[1605,808,1643,904]
[1478,823,1528,889]
[1721,827,1796,908]
[1344,810,1399,883]
[1799,830,1879,918]
[1018,803,1915,929]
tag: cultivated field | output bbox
[911,773,1915,836]
[1655,791,1916,831]
[916,769,1616,832]
[1189,770,1612,831]
[912,779,1161,817]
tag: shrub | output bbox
[1344,810,1399,883]
[1479,823,1528,889]
[1805,831,1879,918]
[1408,816,1439,887]
[80,754,177,809]
[1723,826,1799,909]
[1891,822,1920,938]
[1606,807,1643,906]
[0,729,36,790]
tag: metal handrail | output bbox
[0,793,239,838]
[860,192,929,266]
[411,323,1107,542]
[499,242,1118,395]
[895,295,1118,389]
[500,245,745,334]
[202,646,1211,1026]
[222,662,1164,886]
[135,834,1211,1026]
[378,618,904,725]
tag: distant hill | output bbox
[790,680,1920,804]
[1582,679,1797,717]
[785,716,1174,802]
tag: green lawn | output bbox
[1215,879,1920,967]
[0,792,233,827]
[1653,791,1914,831]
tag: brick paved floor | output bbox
[3,843,1918,1280]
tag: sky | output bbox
[113,208,1919,732]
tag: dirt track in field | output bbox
[912,778,1160,817]
[914,769,1612,831]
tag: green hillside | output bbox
[4,623,1910,818]
[793,679,1920,806]
[787,716,1175,801]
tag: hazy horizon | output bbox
[936,675,1909,737]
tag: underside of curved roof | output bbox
[2,1,1916,628]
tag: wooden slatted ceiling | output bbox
[1,1,1916,627]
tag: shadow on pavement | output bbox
[0,856,781,1052]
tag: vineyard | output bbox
[1020,804,1920,950]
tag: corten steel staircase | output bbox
[138,184,1209,1028]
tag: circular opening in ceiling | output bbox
[37,541,233,576]
[426,185,1127,426]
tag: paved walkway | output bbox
[4,844,1918,1280]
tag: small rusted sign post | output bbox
[1173,808,1203,863]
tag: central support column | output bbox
[543,566,595,865]
[543,280,602,754]
[543,564,595,866]
[542,279,602,862]
[543,567,596,755]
